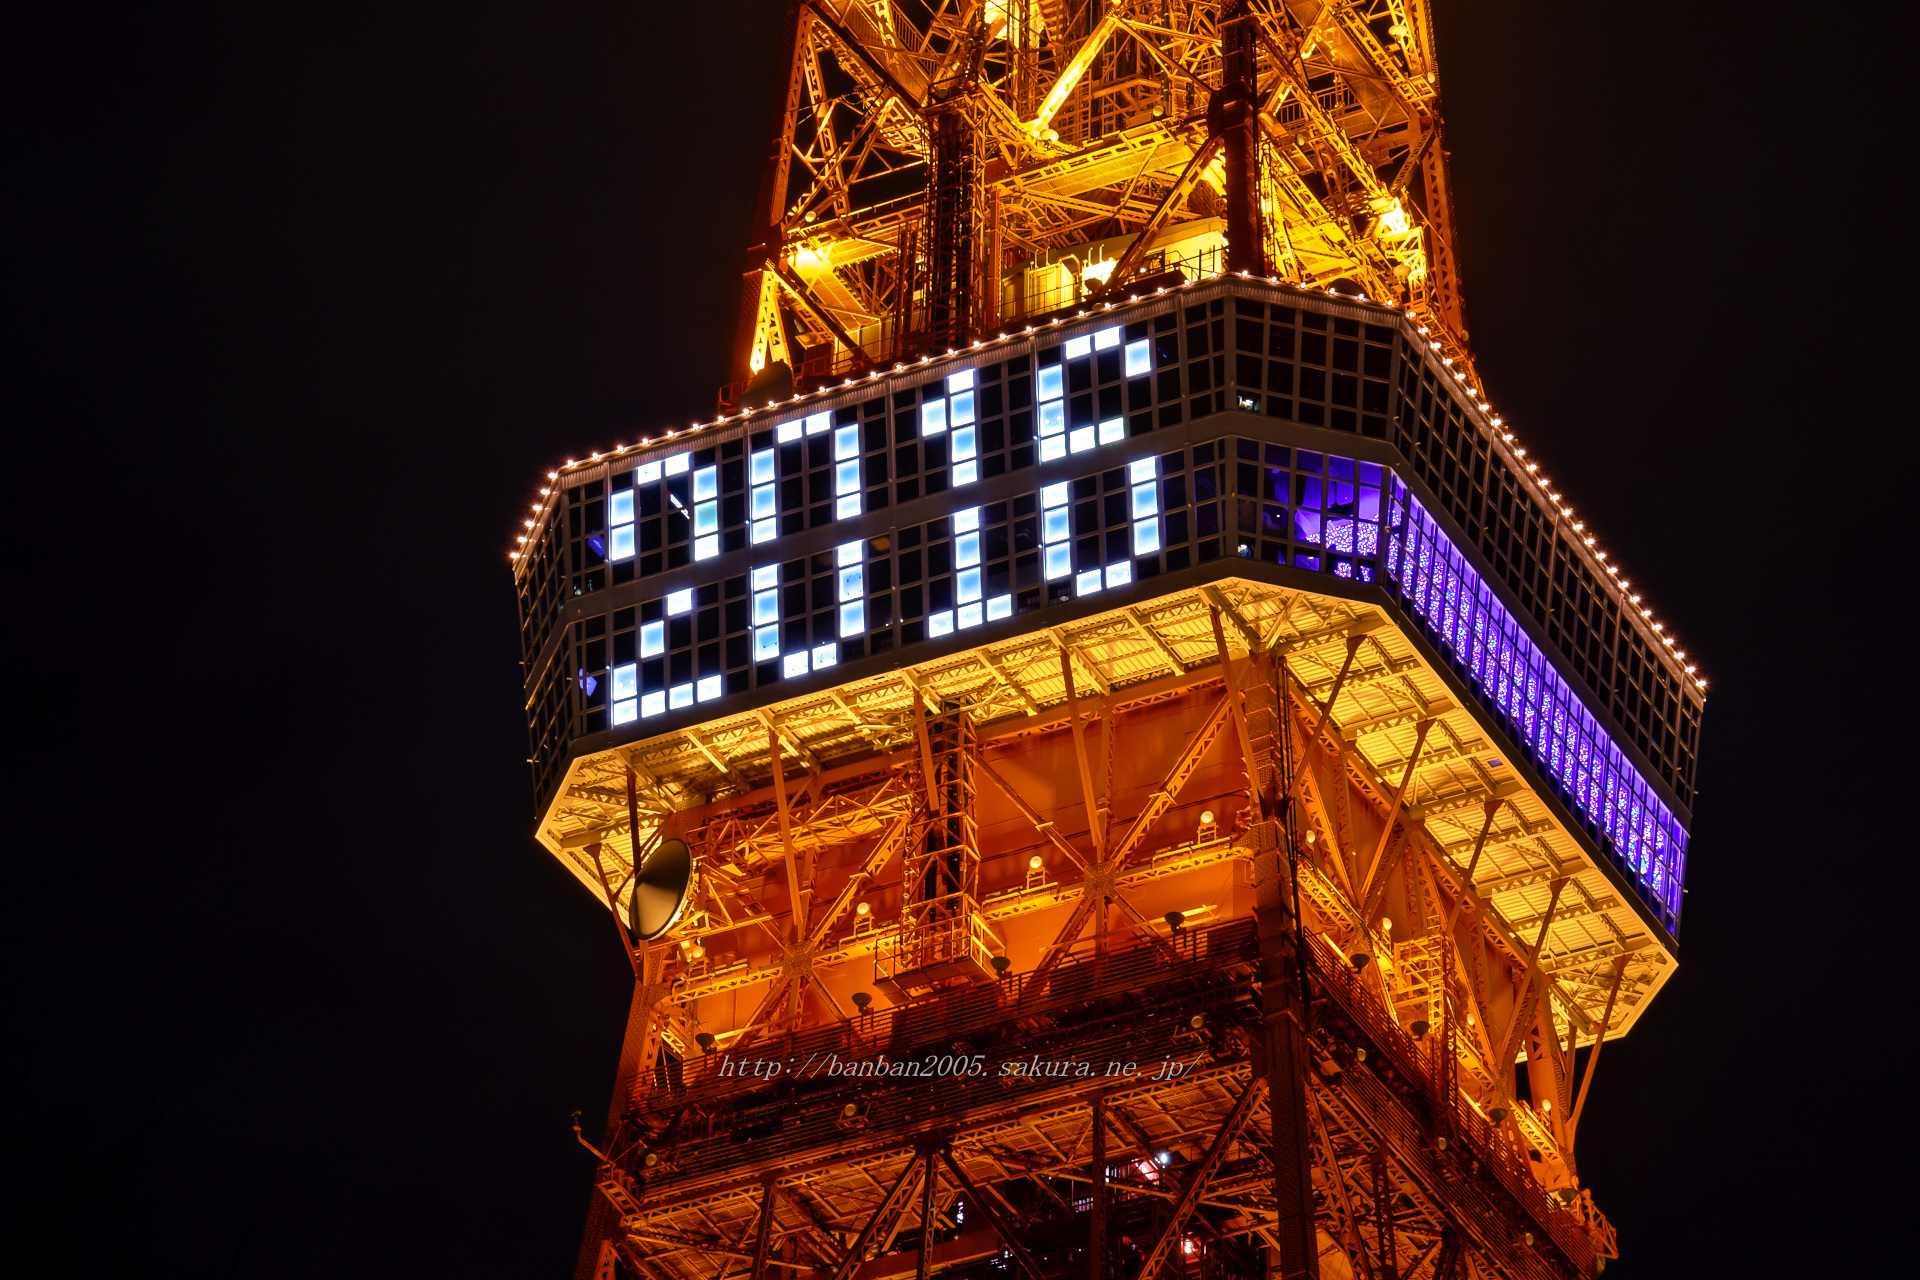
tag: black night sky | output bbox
[4,2,1910,1276]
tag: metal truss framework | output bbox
[554,579,1666,1280]
[728,0,1472,406]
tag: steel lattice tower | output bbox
[509,6,1707,1279]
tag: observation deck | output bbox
[513,276,1701,948]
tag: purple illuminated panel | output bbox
[1381,485,1687,930]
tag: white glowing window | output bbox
[751,518,776,544]
[955,532,980,568]
[610,525,635,560]
[1043,509,1070,543]
[1045,544,1072,580]
[1105,561,1133,588]
[1132,484,1158,520]
[949,507,978,534]
[836,494,862,519]
[694,503,718,535]
[1040,436,1068,463]
[753,565,778,590]
[928,610,955,638]
[610,490,634,525]
[783,652,809,678]
[1043,483,1069,508]
[1130,456,1157,483]
[921,399,948,435]
[835,425,860,461]
[1036,404,1063,440]
[665,452,690,476]
[636,460,663,484]
[1098,419,1124,445]
[641,690,666,717]
[667,589,692,615]
[805,412,831,435]
[957,567,982,603]
[987,594,1012,621]
[950,391,975,426]
[696,675,722,702]
[750,449,775,485]
[952,460,978,486]
[839,600,865,636]
[835,460,861,496]
[754,626,780,661]
[838,566,864,601]
[670,684,694,709]
[1064,335,1092,360]
[952,426,976,461]
[1133,517,1162,556]
[835,541,862,567]
[751,486,776,519]
[694,534,719,560]
[640,622,665,658]
[1076,569,1104,596]
[957,601,984,629]
[693,467,717,501]
[1094,326,1120,350]
[612,698,637,726]
[611,664,638,700]
[753,591,779,626]
[777,421,803,443]
[1069,426,1096,453]
[811,643,838,670]
[1037,366,1063,401]
[946,369,975,394]
[1125,339,1150,377]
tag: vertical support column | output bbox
[1255,818,1319,1280]
[731,0,809,398]
[984,187,1004,333]
[925,96,984,351]
[1218,0,1266,276]
[1259,657,1318,1279]
[893,709,985,983]
[1088,1096,1107,1280]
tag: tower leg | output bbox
[1220,1,1266,277]
[1256,824,1319,1280]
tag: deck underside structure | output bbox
[555,579,1659,1280]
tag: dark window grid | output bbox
[1392,382,1702,800]
[602,462,751,581]
[1152,443,1387,579]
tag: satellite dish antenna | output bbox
[629,837,695,941]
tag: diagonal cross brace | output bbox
[1133,1076,1266,1277]
[937,1150,1050,1280]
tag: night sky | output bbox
[5,2,1908,1276]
